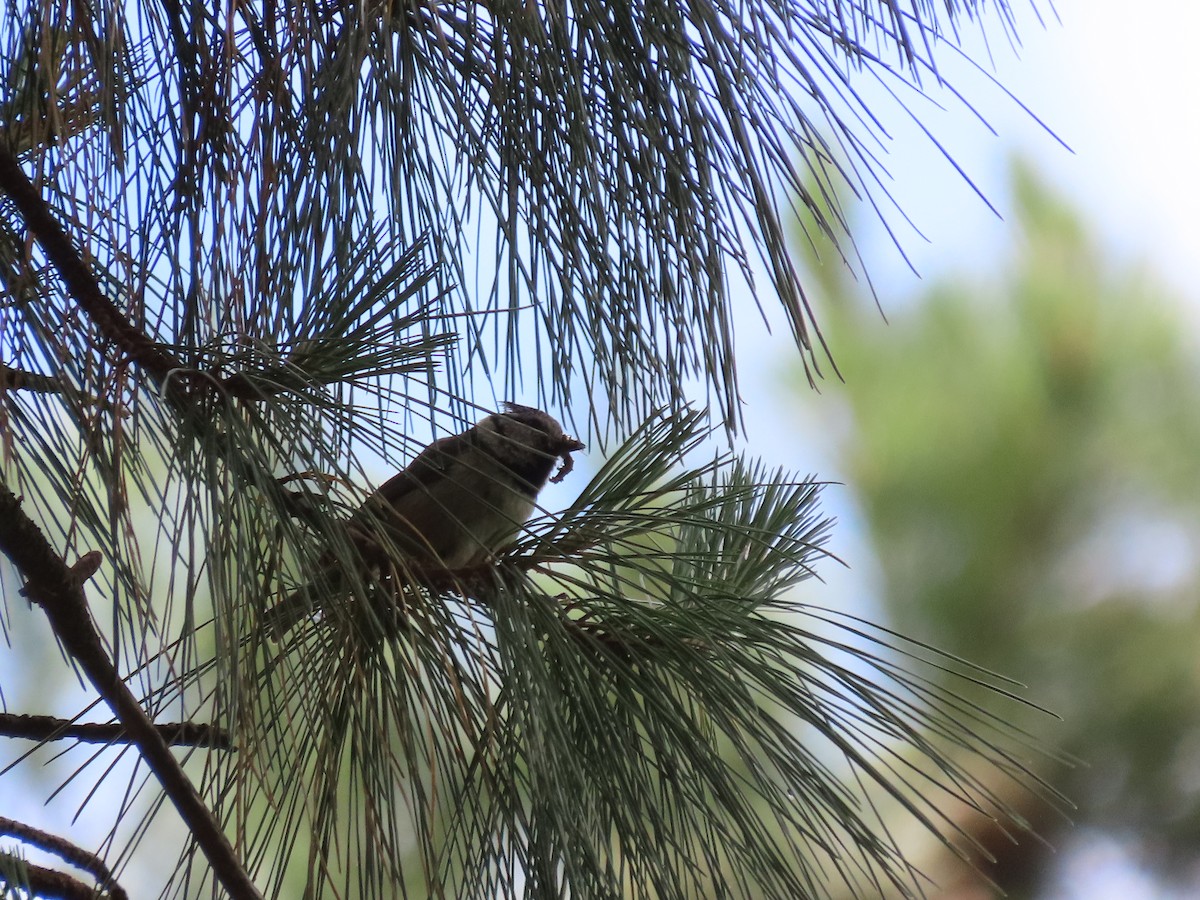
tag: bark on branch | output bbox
[0,143,186,391]
[0,142,292,404]
[0,854,126,900]
[0,480,262,899]
[0,713,231,749]
[0,816,127,899]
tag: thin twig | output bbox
[0,480,262,900]
[0,816,127,899]
[0,713,232,749]
[0,361,129,416]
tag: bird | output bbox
[266,404,585,637]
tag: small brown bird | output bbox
[267,404,584,636]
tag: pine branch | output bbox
[0,360,131,417]
[0,361,62,394]
[0,713,231,749]
[0,853,126,900]
[0,479,262,900]
[0,4,1060,896]
[0,817,127,899]
[0,142,352,406]
[0,142,184,391]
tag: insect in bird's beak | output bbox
[550,434,585,484]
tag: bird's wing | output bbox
[365,433,470,507]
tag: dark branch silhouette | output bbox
[0,855,126,900]
[0,144,302,405]
[0,713,231,749]
[0,816,128,899]
[0,144,185,390]
[0,479,262,900]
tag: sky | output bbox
[735,0,1200,550]
[723,0,1185,632]
[858,0,1200,306]
[727,0,1200,479]
[747,3,1200,896]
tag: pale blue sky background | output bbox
[748,3,1200,896]
[842,0,1199,305]
[714,0,1200,659]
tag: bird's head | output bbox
[475,404,585,486]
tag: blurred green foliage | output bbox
[796,160,1200,893]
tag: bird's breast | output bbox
[383,471,537,568]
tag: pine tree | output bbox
[0,2,1055,897]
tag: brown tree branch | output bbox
[0,361,62,394]
[0,817,127,899]
[0,142,186,390]
[0,360,131,417]
[0,713,232,749]
[0,853,126,900]
[0,480,262,900]
[0,142,275,404]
